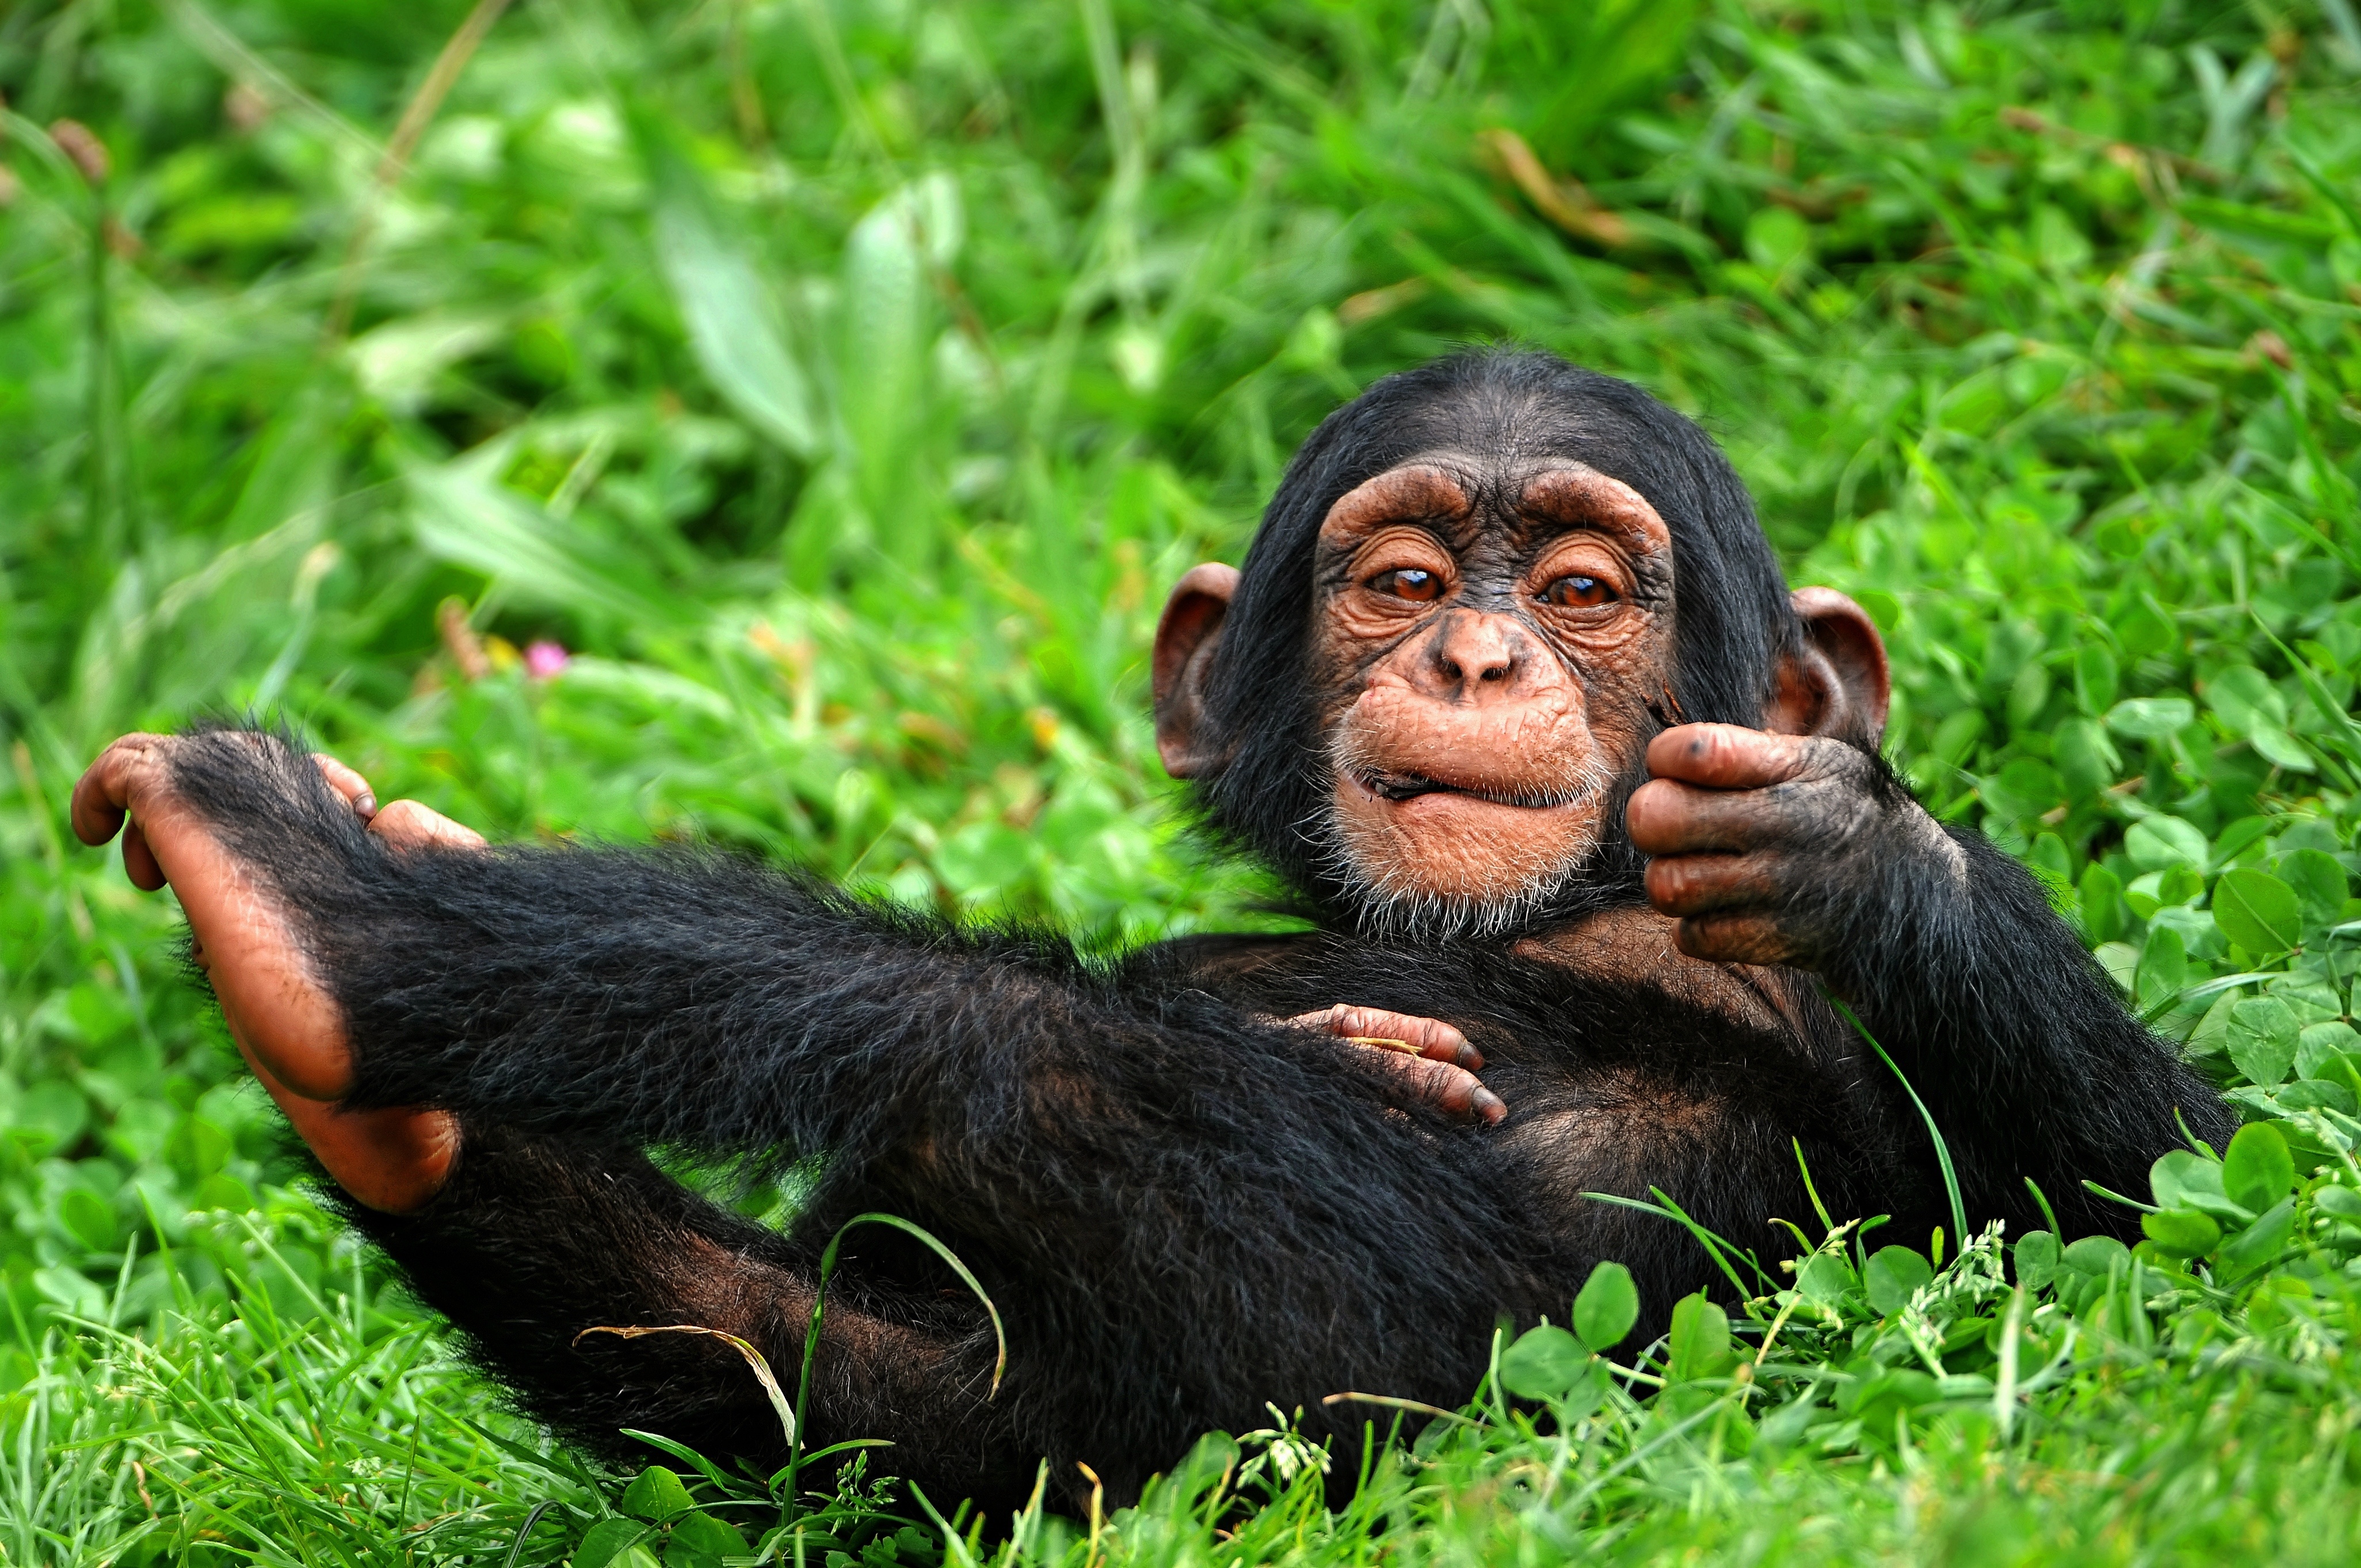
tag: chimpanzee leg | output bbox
[115,727,1670,1502]
[342,1127,1040,1507]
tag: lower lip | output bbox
[1350,777,1583,812]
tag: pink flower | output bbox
[525,640,570,680]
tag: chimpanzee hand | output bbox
[1283,1005,1505,1124]
[1625,723,1959,972]
[71,734,475,1212]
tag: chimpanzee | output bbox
[74,350,2226,1510]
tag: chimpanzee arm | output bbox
[1632,726,2234,1240]
[1806,816,2234,1237]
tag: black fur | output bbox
[151,350,2230,1513]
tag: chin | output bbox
[1316,783,1603,941]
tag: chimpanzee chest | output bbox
[1132,926,1872,1135]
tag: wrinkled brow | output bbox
[1515,467,1673,556]
[1317,466,1473,547]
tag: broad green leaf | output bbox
[2149,1149,2207,1208]
[2211,868,2302,955]
[1795,1252,1857,1308]
[2055,716,2122,796]
[1500,1324,1589,1399]
[56,1188,116,1253]
[2295,1023,2361,1079]
[2206,665,2287,734]
[2222,1123,2295,1215]
[620,1465,693,1523]
[2317,1186,2361,1220]
[2227,997,2299,1086]
[2007,662,2051,730]
[2282,1077,2359,1115]
[2218,1197,2298,1272]
[2073,643,2119,715]
[2060,1235,2131,1277]
[1982,757,2064,823]
[575,1520,654,1568]
[2113,595,2178,659]
[2134,926,2186,1015]
[668,1511,748,1565]
[2211,815,2274,865]
[2126,816,2209,872]
[2168,864,2210,905]
[15,1083,86,1154]
[840,180,947,563]
[408,461,677,627]
[2078,861,2126,944]
[631,108,820,459]
[2106,696,2195,739]
[1863,1245,1933,1315]
[2157,1152,2251,1224]
[1842,1367,1942,1422]
[2279,849,2349,922]
[1572,1260,1639,1352]
[2249,724,2317,771]
[1666,1293,1733,1381]
[2141,1207,2221,1258]
[1931,708,1986,764]
[2301,1046,2361,1105]
[2013,1230,2060,1291]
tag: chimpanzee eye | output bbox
[1370,569,1443,602]
[1543,575,1615,609]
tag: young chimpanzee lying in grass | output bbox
[74,349,2227,1509]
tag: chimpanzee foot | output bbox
[73,734,463,1212]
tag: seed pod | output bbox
[48,119,108,186]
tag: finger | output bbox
[1644,852,1789,918]
[121,823,165,891]
[1377,1053,1508,1125]
[311,754,377,820]
[369,799,487,851]
[70,733,168,846]
[1627,778,1814,857]
[1645,724,1814,791]
[1292,1004,1481,1069]
[1673,912,1805,968]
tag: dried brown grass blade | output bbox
[575,1323,796,1444]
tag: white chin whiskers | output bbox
[1307,751,1610,942]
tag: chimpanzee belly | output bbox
[1127,927,1924,1274]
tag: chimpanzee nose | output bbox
[1416,611,1524,699]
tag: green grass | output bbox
[7,0,2361,1560]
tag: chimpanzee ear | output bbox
[1153,564,1241,779]
[1764,587,1891,744]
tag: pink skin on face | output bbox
[1311,462,1675,911]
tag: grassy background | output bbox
[7,0,2361,1561]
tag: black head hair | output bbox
[1192,346,1799,913]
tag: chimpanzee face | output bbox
[1154,353,1889,940]
[1302,459,1677,934]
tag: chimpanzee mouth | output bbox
[1348,767,1593,811]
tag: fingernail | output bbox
[1455,1044,1486,1071]
[354,792,377,819]
[1474,1088,1506,1124]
